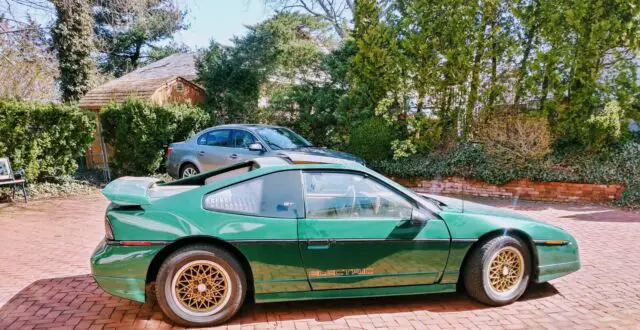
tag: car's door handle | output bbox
[307,239,335,250]
[198,151,205,155]
[229,154,238,159]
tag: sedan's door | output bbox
[228,129,262,162]
[298,170,451,290]
[195,129,232,171]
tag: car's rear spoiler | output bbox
[101,177,160,206]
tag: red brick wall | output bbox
[392,176,624,203]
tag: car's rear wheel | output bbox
[464,236,531,306]
[180,163,199,178]
[156,245,246,327]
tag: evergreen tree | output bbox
[51,0,95,103]
[93,0,188,77]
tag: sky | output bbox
[174,0,275,48]
[1,0,274,48]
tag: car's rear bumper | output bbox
[90,240,163,303]
[166,159,180,178]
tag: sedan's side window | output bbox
[303,172,413,219]
[203,171,303,219]
[198,130,230,147]
[230,130,256,149]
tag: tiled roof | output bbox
[79,52,200,108]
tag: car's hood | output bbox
[423,194,540,223]
[278,147,365,164]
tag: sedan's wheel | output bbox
[464,236,530,306]
[181,164,199,178]
[156,245,246,327]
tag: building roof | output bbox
[79,52,201,108]
[117,52,199,82]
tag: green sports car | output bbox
[91,157,580,327]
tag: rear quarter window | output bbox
[203,170,303,219]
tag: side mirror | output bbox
[248,143,264,152]
[410,208,430,226]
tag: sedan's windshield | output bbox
[255,127,312,150]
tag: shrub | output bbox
[0,99,95,181]
[373,141,640,207]
[474,112,552,166]
[583,100,623,150]
[100,99,210,175]
[347,117,394,162]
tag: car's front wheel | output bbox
[464,236,531,306]
[156,245,246,327]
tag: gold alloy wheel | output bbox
[488,246,524,293]
[172,260,230,316]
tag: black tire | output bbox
[156,245,246,327]
[180,163,199,178]
[463,236,531,306]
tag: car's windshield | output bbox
[255,127,312,150]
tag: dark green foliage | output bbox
[51,0,95,103]
[144,42,191,65]
[266,40,358,148]
[374,141,640,207]
[93,0,188,77]
[349,0,640,151]
[347,118,394,162]
[100,99,209,175]
[197,12,328,124]
[0,100,95,181]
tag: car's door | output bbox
[229,129,262,161]
[196,129,232,171]
[298,170,451,290]
[201,170,310,294]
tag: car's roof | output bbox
[210,124,283,131]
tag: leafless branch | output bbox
[264,0,353,38]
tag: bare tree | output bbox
[264,0,354,39]
[0,18,58,101]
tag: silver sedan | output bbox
[166,124,364,178]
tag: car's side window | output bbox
[303,171,413,219]
[198,130,230,147]
[203,170,303,219]
[230,130,256,149]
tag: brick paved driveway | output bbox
[0,193,639,329]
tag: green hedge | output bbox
[100,99,210,175]
[347,117,394,162]
[373,142,640,207]
[0,100,95,181]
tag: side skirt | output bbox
[254,283,457,303]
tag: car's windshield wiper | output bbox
[283,145,312,150]
[264,141,284,150]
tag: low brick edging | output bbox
[391,176,624,203]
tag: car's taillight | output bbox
[105,217,114,240]
[166,146,174,157]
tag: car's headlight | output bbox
[105,216,114,240]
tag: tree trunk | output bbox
[464,12,487,140]
[131,42,143,69]
[513,0,540,107]
[487,14,499,111]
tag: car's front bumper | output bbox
[90,240,163,303]
[534,237,580,283]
